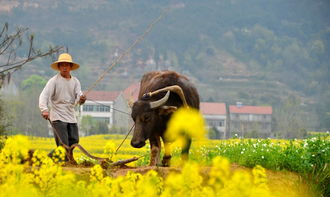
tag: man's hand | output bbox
[79,95,86,105]
[42,111,49,120]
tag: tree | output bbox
[80,115,109,135]
[316,89,330,131]
[21,74,47,90]
[0,22,62,88]
[4,75,48,136]
[93,121,109,134]
[0,96,10,149]
[0,96,10,135]
[273,96,307,138]
[0,22,62,137]
[80,115,95,136]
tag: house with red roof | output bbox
[229,102,273,138]
[79,83,274,138]
[200,102,227,139]
[123,82,140,106]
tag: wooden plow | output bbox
[48,119,139,169]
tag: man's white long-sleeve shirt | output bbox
[39,73,83,123]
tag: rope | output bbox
[84,7,170,96]
[44,8,171,165]
[76,98,134,154]
[82,99,134,153]
[77,8,171,155]
[114,123,135,154]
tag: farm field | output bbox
[0,134,328,197]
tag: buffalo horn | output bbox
[149,91,170,109]
[148,85,188,107]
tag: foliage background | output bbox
[0,0,329,135]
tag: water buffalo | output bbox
[130,71,200,166]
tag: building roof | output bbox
[200,102,227,115]
[84,90,120,102]
[123,82,140,101]
[229,105,272,115]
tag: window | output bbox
[83,104,111,112]
[83,105,94,112]
[207,119,225,127]
[100,105,111,112]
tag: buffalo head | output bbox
[130,91,170,148]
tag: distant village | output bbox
[77,83,273,139]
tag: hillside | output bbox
[0,0,329,130]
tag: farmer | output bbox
[39,53,86,162]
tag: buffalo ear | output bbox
[158,106,177,115]
[128,99,134,108]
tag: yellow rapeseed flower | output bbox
[208,156,230,186]
[165,108,207,145]
[90,164,104,182]
[252,165,268,188]
[52,146,66,164]
[103,141,116,160]
[0,135,30,164]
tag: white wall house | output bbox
[112,92,133,132]
[79,85,274,139]
[229,103,272,138]
[80,91,120,128]
[200,102,227,139]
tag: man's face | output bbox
[58,62,72,76]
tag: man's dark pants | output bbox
[49,120,79,161]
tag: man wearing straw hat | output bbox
[39,53,86,161]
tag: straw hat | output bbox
[51,53,80,71]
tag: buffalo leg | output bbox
[181,136,191,161]
[149,137,161,166]
[162,141,171,167]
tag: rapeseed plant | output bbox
[104,141,116,160]
[165,107,207,164]
[165,107,206,141]
[0,135,30,164]
[90,164,104,182]
[0,135,308,197]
